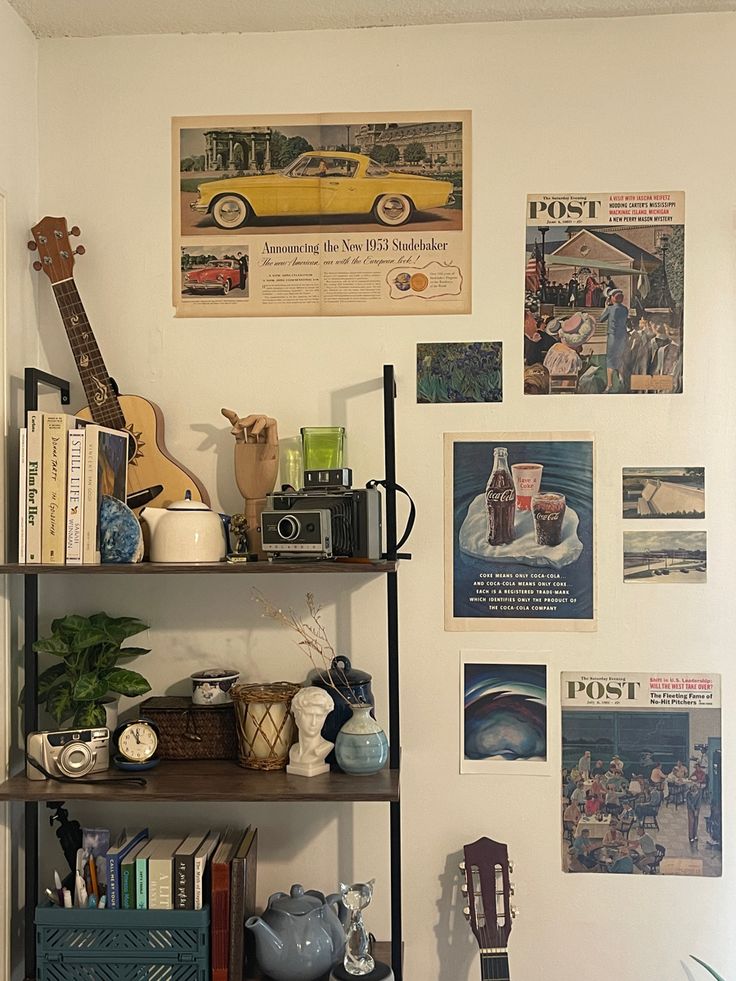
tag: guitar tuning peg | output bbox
[458,861,466,873]
[462,906,470,920]
[74,246,86,256]
[510,905,519,919]
[32,261,43,271]
[70,225,81,236]
[508,861,515,874]
[460,883,468,895]
[27,241,37,251]
[509,884,515,896]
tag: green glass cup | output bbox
[301,427,345,470]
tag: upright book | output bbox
[121,839,149,910]
[25,411,43,563]
[228,826,258,981]
[194,830,221,911]
[41,413,76,563]
[17,428,27,563]
[148,836,184,910]
[106,827,148,909]
[65,428,86,564]
[82,424,129,563]
[210,826,244,981]
[174,832,207,911]
[135,838,159,910]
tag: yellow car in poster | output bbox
[190,151,456,229]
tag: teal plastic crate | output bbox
[36,905,209,981]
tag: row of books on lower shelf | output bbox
[57,825,257,980]
[18,410,128,564]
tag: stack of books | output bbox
[18,411,128,564]
[104,826,257,979]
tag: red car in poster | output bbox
[183,259,242,295]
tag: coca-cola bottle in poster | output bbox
[485,446,515,545]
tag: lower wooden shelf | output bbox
[0,759,400,803]
[246,943,396,979]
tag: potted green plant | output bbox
[33,613,151,728]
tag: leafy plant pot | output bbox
[101,696,120,731]
[334,704,388,776]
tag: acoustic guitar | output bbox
[459,837,517,981]
[29,216,210,509]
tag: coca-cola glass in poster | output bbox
[444,433,595,631]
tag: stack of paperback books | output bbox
[18,411,128,564]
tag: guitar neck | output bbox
[52,278,127,431]
[480,951,510,981]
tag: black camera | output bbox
[261,471,382,560]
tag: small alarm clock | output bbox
[113,718,161,771]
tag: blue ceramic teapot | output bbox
[245,883,347,981]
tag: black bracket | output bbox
[24,367,71,415]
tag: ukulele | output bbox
[29,217,210,509]
[459,837,517,981]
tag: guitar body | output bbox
[75,393,210,508]
[29,216,211,510]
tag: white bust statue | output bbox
[287,686,334,777]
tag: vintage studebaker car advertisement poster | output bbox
[173,112,470,317]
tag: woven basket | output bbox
[230,682,300,770]
[140,696,238,761]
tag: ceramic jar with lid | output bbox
[307,656,375,767]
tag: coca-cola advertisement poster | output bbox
[561,672,721,877]
[444,433,595,631]
[524,191,684,396]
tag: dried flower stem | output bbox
[252,590,360,706]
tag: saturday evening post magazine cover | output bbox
[524,192,684,396]
[561,672,721,877]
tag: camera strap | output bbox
[366,480,416,555]
[25,753,147,788]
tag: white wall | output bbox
[10,10,734,981]
[0,3,38,978]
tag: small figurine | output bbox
[228,512,251,562]
[287,687,334,778]
[221,410,279,558]
[341,880,375,976]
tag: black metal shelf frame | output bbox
[17,364,404,981]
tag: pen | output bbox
[54,870,64,905]
[44,888,59,906]
[88,895,97,908]
[88,856,99,901]
[62,888,72,909]
[98,895,107,910]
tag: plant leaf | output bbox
[72,703,107,728]
[50,614,91,640]
[690,957,726,981]
[117,647,151,658]
[37,663,68,700]
[93,615,148,645]
[46,683,74,725]
[72,673,110,703]
[32,635,72,658]
[104,669,152,697]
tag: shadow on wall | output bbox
[435,848,478,979]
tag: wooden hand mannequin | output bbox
[221,409,279,556]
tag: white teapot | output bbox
[141,492,228,563]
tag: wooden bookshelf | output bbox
[0,560,397,575]
[0,759,399,803]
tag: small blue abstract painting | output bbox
[462,660,547,773]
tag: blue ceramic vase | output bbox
[334,704,388,776]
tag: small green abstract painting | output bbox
[417,342,503,404]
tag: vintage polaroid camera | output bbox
[26,727,110,780]
[261,468,382,560]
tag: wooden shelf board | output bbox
[0,759,399,803]
[0,560,397,575]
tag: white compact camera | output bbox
[26,727,110,780]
